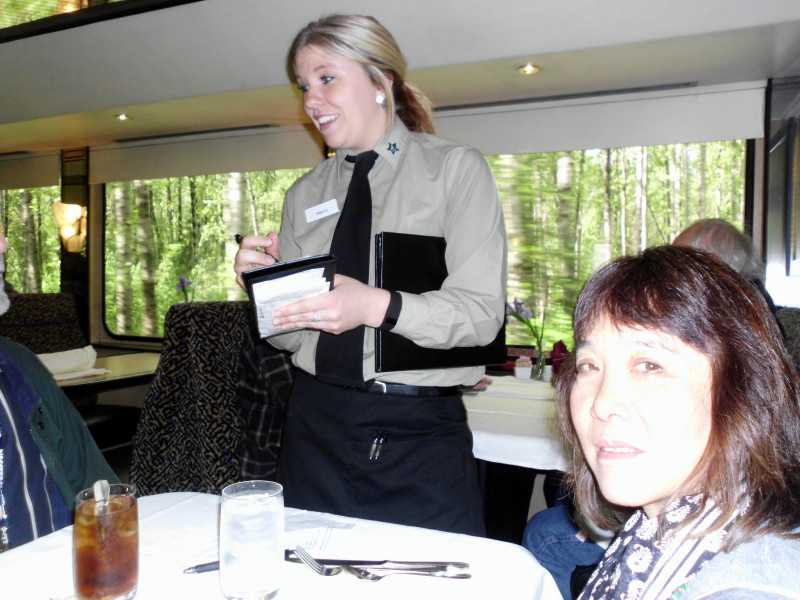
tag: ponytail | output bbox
[393,79,435,134]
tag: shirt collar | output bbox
[334,118,410,174]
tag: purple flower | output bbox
[509,298,534,321]
[176,275,192,302]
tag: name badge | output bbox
[305,199,339,223]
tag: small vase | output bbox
[531,351,546,380]
[514,365,532,379]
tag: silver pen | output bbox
[183,560,219,574]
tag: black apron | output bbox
[278,370,485,536]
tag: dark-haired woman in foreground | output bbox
[556,245,799,599]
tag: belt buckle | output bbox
[373,380,388,394]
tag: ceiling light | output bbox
[116,113,130,121]
[517,63,541,76]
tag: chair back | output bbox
[131,301,251,495]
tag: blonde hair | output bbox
[287,14,435,134]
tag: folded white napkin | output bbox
[36,345,109,380]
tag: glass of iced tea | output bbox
[73,482,138,600]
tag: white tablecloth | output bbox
[0,492,560,600]
[465,376,569,471]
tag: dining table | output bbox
[465,375,568,471]
[0,492,561,600]
[463,375,569,543]
[57,351,161,391]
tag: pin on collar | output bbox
[387,142,399,155]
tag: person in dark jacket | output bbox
[0,233,116,552]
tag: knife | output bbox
[285,549,469,569]
[184,549,469,574]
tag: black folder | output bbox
[242,254,336,339]
[374,232,506,372]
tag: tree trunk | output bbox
[0,190,7,235]
[134,180,158,335]
[619,149,628,255]
[56,0,87,14]
[573,151,585,277]
[601,148,613,263]
[189,178,199,262]
[699,144,707,217]
[21,191,41,292]
[555,155,575,279]
[177,178,184,243]
[497,155,522,295]
[113,184,133,333]
[224,173,247,300]
[636,147,648,250]
[669,146,681,238]
[243,173,261,236]
[683,145,691,225]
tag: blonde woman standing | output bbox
[234,14,506,535]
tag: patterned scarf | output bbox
[579,495,741,600]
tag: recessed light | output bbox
[116,113,130,121]
[517,63,541,76]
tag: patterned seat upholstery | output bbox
[131,301,289,495]
[0,292,87,353]
[777,307,800,372]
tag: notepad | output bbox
[242,254,336,338]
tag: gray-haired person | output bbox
[673,218,778,316]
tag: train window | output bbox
[0,185,61,293]
[493,140,746,346]
[101,140,745,342]
[103,169,308,337]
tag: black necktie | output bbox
[316,150,379,385]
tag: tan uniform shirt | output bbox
[269,120,507,386]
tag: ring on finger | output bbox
[311,311,321,323]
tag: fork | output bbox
[294,545,342,576]
[344,565,472,581]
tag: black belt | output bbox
[365,380,460,397]
[312,373,460,397]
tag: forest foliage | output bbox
[1,140,744,347]
[0,0,124,29]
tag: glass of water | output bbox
[219,480,284,600]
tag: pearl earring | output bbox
[376,92,386,105]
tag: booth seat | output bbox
[777,307,800,371]
[0,292,87,353]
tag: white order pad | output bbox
[252,267,330,337]
[242,254,336,339]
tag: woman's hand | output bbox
[272,275,391,334]
[234,233,280,288]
